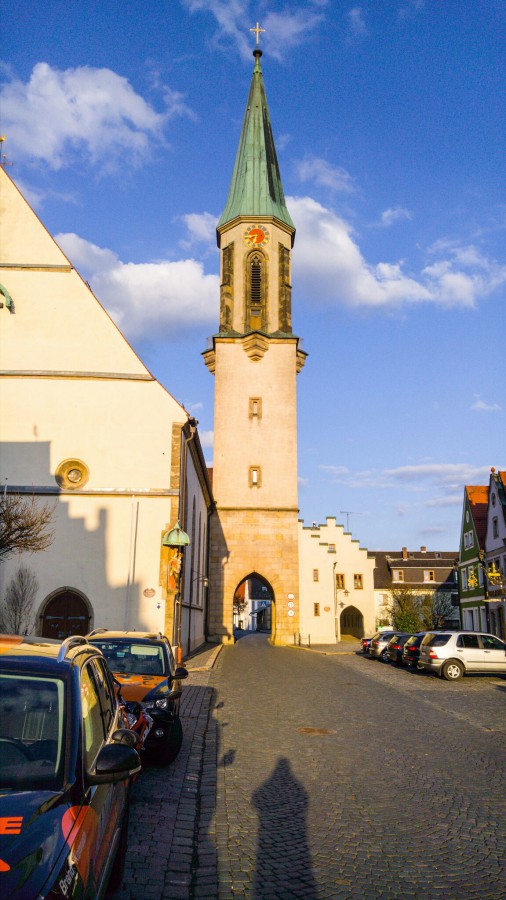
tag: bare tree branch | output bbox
[0,494,56,562]
[0,565,38,634]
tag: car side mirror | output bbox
[111,728,138,748]
[175,666,189,679]
[87,743,141,785]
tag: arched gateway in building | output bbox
[339,605,365,640]
[204,42,306,646]
[233,575,274,635]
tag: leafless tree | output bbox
[420,588,454,629]
[0,566,38,634]
[0,493,55,562]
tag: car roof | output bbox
[87,630,169,643]
[0,634,103,666]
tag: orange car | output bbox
[87,631,188,765]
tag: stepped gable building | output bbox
[203,43,306,645]
[0,168,213,653]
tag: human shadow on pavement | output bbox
[252,756,318,899]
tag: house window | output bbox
[314,603,320,617]
[424,570,435,583]
[249,397,262,419]
[461,569,467,591]
[393,570,404,582]
[354,574,363,590]
[313,569,319,582]
[328,544,336,553]
[493,517,499,539]
[335,573,345,589]
[249,466,261,487]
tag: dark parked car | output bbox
[386,633,412,665]
[0,634,140,899]
[88,630,188,765]
[361,637,372,654]
[402,632,427,668]
[368,631,399,661]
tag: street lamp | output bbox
[162,521,190,663]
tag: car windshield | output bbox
[0,674,65,790]
[92,641,167,676]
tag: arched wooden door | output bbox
[40,590,91,639]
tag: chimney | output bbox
[402,547,408,559]
[420,546,427,553]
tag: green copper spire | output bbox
[217,49,294,231]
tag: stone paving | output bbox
[113,635,506,899]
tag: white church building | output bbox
[0,168,213,656]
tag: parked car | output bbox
[386,633,412,665]
[368,631,400,661]
[361,637,372,654]
[87,630,188,764]
[418,631,506,680]
[0,634,140,899]
[402,632,427,668]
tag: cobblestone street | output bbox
[115,634,506,899]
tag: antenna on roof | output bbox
[340,511,357,531]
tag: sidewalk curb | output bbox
[185,643,223,672]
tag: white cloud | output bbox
[182,1,324,60]
[287,195,506,309]
[1,63,190,172]
[470,394,502,413]
[320,461,492,492]
[180,212,217,248]
[346,7,368,39]
[55,232,219,340]
[295,157,355,194]
[379,206,413,227]
[198,430,214,449]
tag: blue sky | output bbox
[2,0,505,551]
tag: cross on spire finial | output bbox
[250,22,265,47]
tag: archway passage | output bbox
[233,575,273,637]
[340,605,364,640]
[40,589,91,639]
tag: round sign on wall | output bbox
[288,610,295,617]
[287,601,295,609]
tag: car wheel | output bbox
[441,660,464,681]
[381,649,389,662]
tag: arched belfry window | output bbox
[245,251,267,331]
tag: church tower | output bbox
[204,43,306,645]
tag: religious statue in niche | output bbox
[168,551,182,591]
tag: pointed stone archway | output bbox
[39,588,92,639]
[339,605,364,640]
[233,574,274,638]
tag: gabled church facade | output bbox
[0,169,213,654]
[203,47,306,645]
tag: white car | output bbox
[418,631,506,680]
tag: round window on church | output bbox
[55,458,90,490]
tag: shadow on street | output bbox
[252,756,318,899]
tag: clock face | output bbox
[244,225,269,246]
